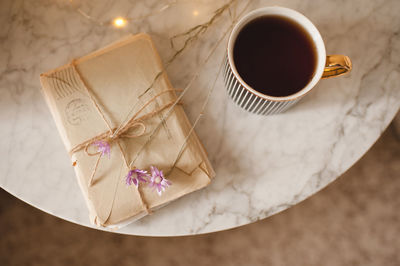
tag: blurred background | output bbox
[1,113,399,266]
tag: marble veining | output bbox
[0,0,399,236]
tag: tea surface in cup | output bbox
[233,15,317,97]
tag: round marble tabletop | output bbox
[1,0,399,236]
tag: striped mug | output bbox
[223,6,352,115]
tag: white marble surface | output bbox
[1,0,399,236]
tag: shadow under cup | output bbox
[223,6,351,115]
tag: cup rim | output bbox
[227,6,326,102]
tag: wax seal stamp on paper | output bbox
[65,98,90,125]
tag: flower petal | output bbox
[125,171,133,185]
[150,166,155,176]
[156,186,162,196]
[138,176,147,183]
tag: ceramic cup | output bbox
[223,6,352,115]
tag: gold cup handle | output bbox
[322,55,352,79]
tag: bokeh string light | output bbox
[69,0,178,28]
[112,17,127,28]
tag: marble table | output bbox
[1,0,399,236]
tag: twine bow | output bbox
[82,120,145,156]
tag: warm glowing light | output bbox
[113,17,127,28]
[192,10,199,16]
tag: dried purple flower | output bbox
[148,166,171,196]
[125,168,149,187]
[93,140,111,158]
